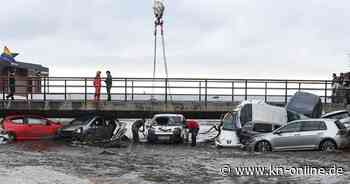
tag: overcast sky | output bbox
[1,0,349,79]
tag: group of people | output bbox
[331,72,350,103]
[131,118,200,147]
[93,70,113,101]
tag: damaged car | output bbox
[246,119,350,152]
[321,110,350,129]
[146,114,186,143]
[215,101,288,148]
[239,120,282,145]
[0,128,10,144]
[58,115,127,144]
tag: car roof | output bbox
[321,110,349,118]
[5,115,46,119]
[246,120,282,125]
[289,118,336,123]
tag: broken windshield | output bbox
[222,112,240,130]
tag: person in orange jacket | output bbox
[93,71,102,101]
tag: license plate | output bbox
[158,136,170,140]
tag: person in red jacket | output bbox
[93,71,102,101]
[186,119,200,147]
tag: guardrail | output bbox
[0,77,335,105]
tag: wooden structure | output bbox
[0,61,49,96]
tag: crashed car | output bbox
[146,114,186,143]
[2,115,62,141]
[321,110,350,128]
[58,115,127,142]
[246,119,350,152]
[0,128,10,143]
[286,91,322,118]
[215,102,288,148]
[239,120,282,145]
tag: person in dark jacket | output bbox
[6,72,15,100]
[132,118,146,143]
[186,120,200,146]
[105,71,113,101]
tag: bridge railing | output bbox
[0,77,333,105]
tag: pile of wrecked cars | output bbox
[1,91,350,153]
[215,91,350,152]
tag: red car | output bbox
[2,115,63,140]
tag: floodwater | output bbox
[1,121,350,184]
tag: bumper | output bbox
[147,133,183,143]
[58,131,78,139]
[215,138,242,148]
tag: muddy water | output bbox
[0,122,350,184]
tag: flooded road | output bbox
[0,122,350,184]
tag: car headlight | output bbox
[173,128,181,134]
[75,128,82,134]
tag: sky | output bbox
[1,0,350,80]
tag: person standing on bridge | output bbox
[93,71,102,101]
[105,71,112,101]
[6,71,15,100]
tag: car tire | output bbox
[7,133,16,142]
[255,141,272,152]
[320,140,337,152]
[216,145,223,149]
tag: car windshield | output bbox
[153,116,182,126]
[222,112,240,130]
[69,116,92,125]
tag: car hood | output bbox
[61,124,85,131]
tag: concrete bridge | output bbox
[0,100,348,119]
[0,77,347,119]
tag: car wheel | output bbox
[7,133,16,142]
[255,141,271,152]
[216,145,223,149]
[320,140,336,152]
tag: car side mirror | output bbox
[274,131,282,135]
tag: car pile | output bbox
[214,92,350,152]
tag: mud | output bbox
[0,122,349,184]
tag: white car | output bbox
[146,114,186,143]
[0,128,10,143]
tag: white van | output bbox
[215,102,288,148]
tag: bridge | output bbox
[0,77,347,119]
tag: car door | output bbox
[271,122,302,150]
[299,121,327,149]
[26,117,50,139]
[7,117,28,139]
[88,117,106,140]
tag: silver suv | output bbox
[246,119,350,152]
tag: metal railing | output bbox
[0,77,335,105]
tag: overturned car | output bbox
[215,101,288,148]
